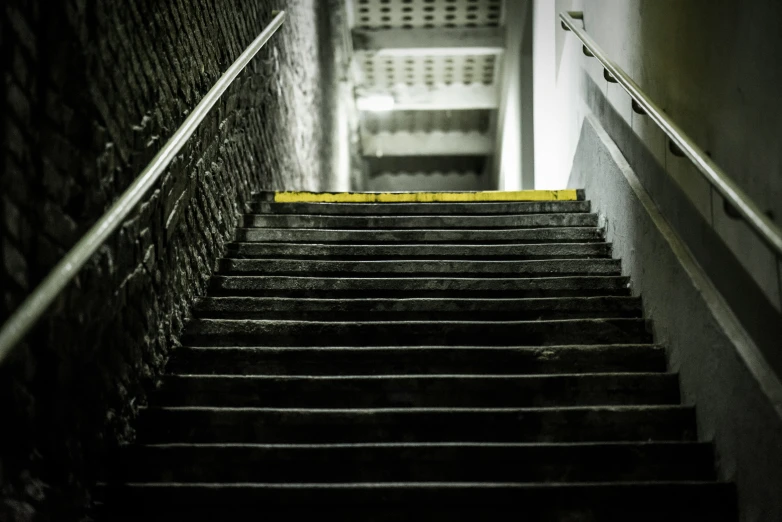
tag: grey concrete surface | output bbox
[100,482,734,521]
[136,405,694,444]
[183,317,652,347]
[209,274,631,298]
[535,0,782,315]
[235,227,604,244]
[222,242,612,259]
[115,441,715,483]
[580,69,782,382]
[192,296,643,320]
[215,258,621,276]
[155,373,679,408]
[582,0,782,221]
[243,212,599,229]
[167,345,669,375]
[251,200,591,215]
[568,113,782,522]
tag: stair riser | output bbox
[195,297,643,311]
[244,214,599,229]
[138,407,696,444]
[167,346,668,376]
[154,374,680,408]
[235,227,603,244]
[193,310,643,321]
[183,319,651,347]
[251,201,592,215]
[225,244,612,260]
[216,259,620,276]
[101,506,733,522]
[101,504,737,522]
[101,504,735,522]
[101,485,737,522]
[209,276,632,298]
[116,444,714,483]
[193,296,643,320]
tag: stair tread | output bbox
[154,371,679,407]
[115,439,714,482]
[194,295,641,310]
[244,214,599,229]
[183,318,651,347]
[164,372,673,378]
[109,480,728,486]
[235,227,603,244]
[251,201,592,215]
[128,440,704,448]
[224,243,612,259]
[142,404,690,412]
[101,480,735,513]
[211,274,627,279]
[209,275,632,298]
[184,318,650,345]
[174,343,660,348]
[107,193,733,519]
[168,345,667,376]
[215,259,620,275]
[193,296,642,319]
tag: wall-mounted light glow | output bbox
[357,94,395,112]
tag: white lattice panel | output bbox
[353,0,503,29]
[362,109,491,133]
[360,54,498,87]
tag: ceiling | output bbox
[346,0,507,185]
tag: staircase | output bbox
[102,191,736,521]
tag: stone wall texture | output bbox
[0,1,341,519]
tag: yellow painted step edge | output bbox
[274,190,580,203]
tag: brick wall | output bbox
[0,1,341,519]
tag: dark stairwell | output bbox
[0,1,345,519]
[2,1,781,521]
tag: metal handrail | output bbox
[0,11,287,365]
[560,11,782,261]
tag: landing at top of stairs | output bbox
[270,190,584,203]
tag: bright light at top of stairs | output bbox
[356,94,395,112]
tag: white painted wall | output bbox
[491,0,536,190]
[532,0,782,308]
[494,0,525,190]
[532,0,584,189]
[332,82,354,191]
[534,0,782,209]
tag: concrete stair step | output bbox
[182,318,651,347]
[243,213,599,229]
[193,296,643,320]
[153,373,679,408]
[235,227,604,243]
[113,441,715,483]
[209,275,632,298]
[136,405,696,444]
[98,481,736,521]
[102,192,735,520]
[215,258,620,277]
[251,200,592,215]
[224,243,612,259]
[167,345,668,376]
